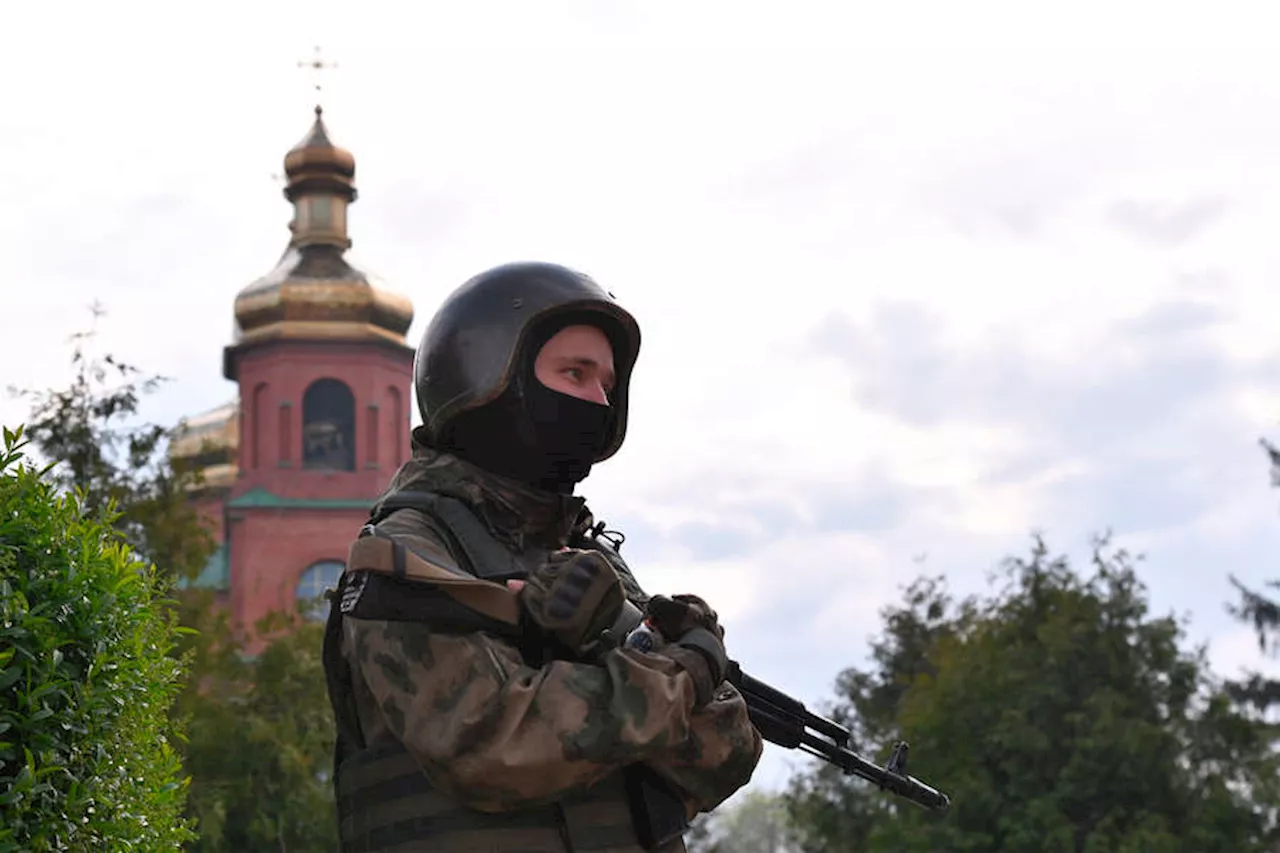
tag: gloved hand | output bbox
[519,549,625,654]
[644,594,728,708]
[645,594,725,642]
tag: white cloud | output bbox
[1208,626,1280,684]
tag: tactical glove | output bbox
[645,594,725,641]
[645,594,728,708]
[519,549,625,655]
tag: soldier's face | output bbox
[533,324,616,406]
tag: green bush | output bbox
[0,425,194,851]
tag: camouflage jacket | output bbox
[338,447,763,838]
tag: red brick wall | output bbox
[227,339,413,503]
[227,506,369,640]
[221,336,415,645]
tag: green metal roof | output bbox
[224,486,374,510]
[179,542,229,591]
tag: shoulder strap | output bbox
[346,529,520,626]
[371,489,531,582]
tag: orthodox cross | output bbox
[297,45,338,107]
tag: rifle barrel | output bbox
[797,730,950,812]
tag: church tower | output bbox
[211,106,415,635]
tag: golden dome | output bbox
[282,106,356,201]
[169,399,239,492]
[223,108,415,379]
[230,247,414,346]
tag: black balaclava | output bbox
[438,314,617,494]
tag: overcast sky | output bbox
[5,1,1280,800]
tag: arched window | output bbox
[296,560,344,621]
[302,378,355,470]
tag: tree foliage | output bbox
[685,790,799,853]
[785,535,1280,853]
[10,311,338,851]
[0,425,195,851]
[182,611,337,853]
[1224,436,1280,713]
[7,307,215,589]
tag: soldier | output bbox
[323,262,763,852]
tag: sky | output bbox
[5,0,1280,804]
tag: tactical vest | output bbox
[322,489,690,853]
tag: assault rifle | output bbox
[609,600,952,814]
[725,659,950,812]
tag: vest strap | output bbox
[346,533,520,627]
[372,490,544,582]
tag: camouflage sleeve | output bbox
[641,679,764,817]
[572,526,763,815]
[345,616,711,813]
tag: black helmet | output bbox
[414,261,641,462]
